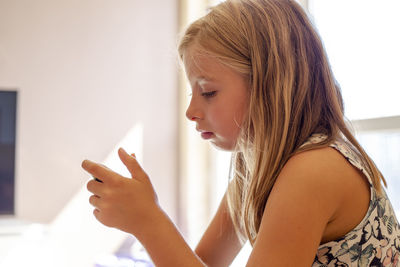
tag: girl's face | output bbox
[183,47,249,151]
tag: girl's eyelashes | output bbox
[201,91,217,98]
[187,90,217,98]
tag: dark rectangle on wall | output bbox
[0,90,17,215]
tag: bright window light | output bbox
[309,0,400,120]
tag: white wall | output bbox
[0,0,179,223]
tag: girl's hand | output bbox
[82,148,160,236]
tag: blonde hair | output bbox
[178,0,386,245]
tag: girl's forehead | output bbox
[183,47,223,80]
[183,59,215,86]
[183,46,205,71]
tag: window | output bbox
[309,0,400,216]
[309,0,400,120]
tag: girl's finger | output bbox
[93,208,102,222]
[82,160,120,183]
[89,194,101,209]
[118,148,146,179]
[87,179,105,196]
[93,209,109,227]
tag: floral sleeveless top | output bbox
[306,134,400,267]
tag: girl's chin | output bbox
[209,139,236,152]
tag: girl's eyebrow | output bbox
[197,76,217,85]
[197,78,220,91]
[197,76,214,82]
[189,76,213,89]
[188,75,217,91]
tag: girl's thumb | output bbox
[118,148,145,179]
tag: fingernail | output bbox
[82,159,92,167]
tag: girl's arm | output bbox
[195,192,244,267]
[82,148,206,267]
[133,207,207,267]
[245,147,369,266]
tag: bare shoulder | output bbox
[247,146,370,265]
[278,146,368,198]
[271,146,353,222]
[274,145,370,242]
[284,146,357,179]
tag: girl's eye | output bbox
[201,91,217,98]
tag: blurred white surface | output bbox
[0,124,143,267]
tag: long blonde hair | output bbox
[178,0,386,245]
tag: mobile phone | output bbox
[93,177,103,183]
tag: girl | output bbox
[82,0,400,266]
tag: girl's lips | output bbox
[201,132,214,139]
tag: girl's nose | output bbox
[185,99,202,121]
[185,106,196,121]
